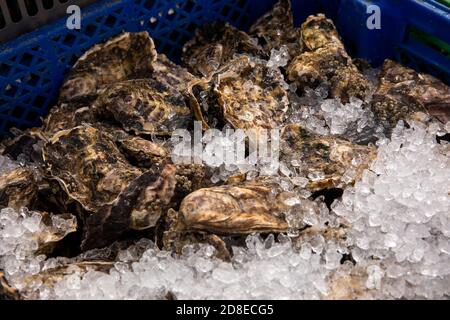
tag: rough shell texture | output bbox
[249,0,301,58]
[42,102,96,137]
[0,167,37,209]
[94,79,192,135]
[152,53,198,93]
[280,124,376,190]
[82,164,177,251]
[174,180,290,235]
[190,55,289,130]
[182,22,266,77]
[287,14,369,103]
[371,59,450,133]
[59,32,157,103]
[43,125,143,213]
[117,135,169,167]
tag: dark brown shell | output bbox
[182,22,266,77]
[249,0,301,58]
[371,59,450,133]
[94,78,192,135]
[152,53,198,93]
[189,55,289,130]
[59,32,157,103]
[117,135,169,167]
[82,164,177,250]
[287,14,369,103]
[280,124,376,191]
[43,125,143,213]
[0,167,37,209]
[42,102,96,137]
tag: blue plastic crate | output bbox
[0,0,449,136]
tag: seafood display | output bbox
[0,0,449,300]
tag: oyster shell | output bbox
[0,167,37,209]
[59,32,156,103]
[153,53,198,93]
[170,180,290,235]
[189,55,289,130]
[94,78,192,135]
[82,164,177,250]
[371,59,450,134]
[42,102,96,137]
[42,125,185,250]
[182,22,266,77]
[249,0,301,58]
[280,124,376,191]
[287,14,369,103]
[43,125,143,213]
[1,128,46,164]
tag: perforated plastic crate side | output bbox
[0,0,135,135]
[0,0,98,45]
[0,0,279,136]
[333,0,450,83]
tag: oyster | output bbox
[249,0,301,58]
[42,102,96,137]
[82,164,176,250]
[371,59,450,134]
[169,180,290,236]
[280,124,376,191]
[0,167,37,209]
[182,22,266,77]
[59,32,157,103]
[43,125,143,213]
[287,14,369,102]
[190,55,289,130]
[1,128,46,164]
[42,125,184,250]
[153,53,198,93]
[94,78,192,135]
[117,135,169,167]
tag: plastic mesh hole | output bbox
[42,0,54,10]
[25,0,39,16]
[26,73,40,86]
[11,106,23,119]
[231,10,241,22]
[6,0,23,23]
[221,5,231,17]
[166,8,176,21]
[104,15,117,27]
[184,0,195,12]
[25,109,39,122]
[34,95,46,108]
[5,84,18,97]
[85,24,98,37]
[0,8,5,29]
[169,30,181,42]
[0,63,11,77]
[62,33,76,46]
[19,53,34,67]
[143,0,156,10]
[237,0,247,8]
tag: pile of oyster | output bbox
[1,0,449,300]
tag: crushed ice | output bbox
[1,119,449,299]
